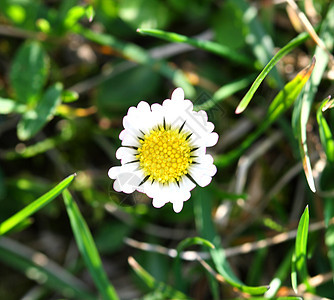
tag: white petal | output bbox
[113,170,143,194]
[152,196,168,208]
[108,166,122,179]
[115,147,137,164]
[171,87,184,101]
[206,132,219,147]
[172,200,183,213]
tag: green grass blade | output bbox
[0,236,96,300]
[62,189,119,300]
[0,174,76,236]
[291,205,313,293]
[215,59,315,167]
[317,97,334,163]
[137,28,256,68]
[72,24,195,98]
[194,74,256,111]
[128,256,190,299]
[194,188,268,295]
[17,82,63,141]
[235,31,310,114]
[292,2,334,192]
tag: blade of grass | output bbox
[62,189,119,300]
[128,256,190,299]
[137,28,257,68]
[194,74,256,111]
[291,2,334,192]
[71,24,195,98]
[235,31,310,114]
[194,188,268,295]
[317,96,334,163]
[291,205,313,293]
[0,174,76,235]
[215,58,315,167]
[0,236,96,300]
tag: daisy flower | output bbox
[108,87,218,213]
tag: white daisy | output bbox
[108,87,218,213]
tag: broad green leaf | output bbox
[317,97,334,163]
[194,188,268,295]
[72,24,196,97]
[62,189,119,300]
[215,59,315,167]
[17,82,63,141]
[128,256,190,300]
[0,97,26,114]
[0,236,96,300]
[137,28,256,68]
[10,41,49,105]
[292,3,334,192]
[235,31,310,114]
[291,205,313,293]
[0,174,76,236]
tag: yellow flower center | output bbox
[137,127,192,184]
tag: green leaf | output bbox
[137,28,256,68]
[62,189,119,300]
[17,82,63,141]
[10,41,49,105]
[128,256,190,299]
[317,97,334,163]
[291,205,313,293]
[0,97,26,114]
[215,58,315,167]
[194,188,268,295]
[0,236,96,300]
[0,174,76,236]
[235,31,310,114]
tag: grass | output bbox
[0,0,334,299]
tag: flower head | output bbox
[108,88,218,213]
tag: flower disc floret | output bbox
[137,127,192,183]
